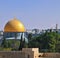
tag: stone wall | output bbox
[0,48,60,58]
[0,51,25,58]
[39,53,60,58]
[0,48,36,58]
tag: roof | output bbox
[4,18,26,32]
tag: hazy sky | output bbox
[0,0,60,30]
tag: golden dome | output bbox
[4,18,26,32]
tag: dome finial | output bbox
[14,16,17,20]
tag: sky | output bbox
[0,0,60,30]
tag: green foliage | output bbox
[7,40,12,48]
[1,30,60,52]
[28,33,32,47]
[1,37,8,48]
[28,30,60,52]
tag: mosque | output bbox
[4,18,26,39]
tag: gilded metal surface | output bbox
[4,18,26,32]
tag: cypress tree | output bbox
[18,33,27,50]
[19,34,22,50]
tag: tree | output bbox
[7,40,11,48]
[28,33,32,47]
[42,32,56,52]
[1,37,8,48]
[18,33,27,50]
[18,34,23,50]
[28,30,57,52]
